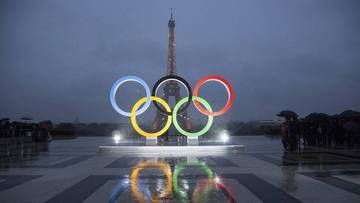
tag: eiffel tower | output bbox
[152,9,191,142]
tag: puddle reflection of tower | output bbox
[152,9,191,141]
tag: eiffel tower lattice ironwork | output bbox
[152,9,191,141]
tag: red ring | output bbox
[193,75,235,116]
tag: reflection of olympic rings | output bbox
[152,75,192,116]
[110,75,234,138]
[173,160,214,201]
[216,182,237,203]
[193,178,216,203]
[108,178,130,203]
[130,160,172,203]
[122,160,236,203]
[193,75,235,116]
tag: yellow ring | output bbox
[130,96,172,138]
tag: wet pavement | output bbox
[0,136,360,202]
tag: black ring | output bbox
[152,75,192,116]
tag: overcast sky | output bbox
[1,0,359,123]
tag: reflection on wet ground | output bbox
[108,158,236,202]
[0,142,49,168]
[0,136,359,202]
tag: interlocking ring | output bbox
[193,75,235,116]
[110,76,151,117]
[130,96,172,138]
[173,96,213,138]
[110,75,234,138]
[152,75,192,116]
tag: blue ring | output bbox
[110,76,151,117]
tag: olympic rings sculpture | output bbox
[110,75,234,138]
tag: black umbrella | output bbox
[277,110,298,119]
[305,113,330,120]
[20,117,32,121]
[339,110,360,119]
[0,118,10,123]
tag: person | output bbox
[333,118,343,145]
[281,121,289,151]
[316,123,322,146]
[287,118,299,151]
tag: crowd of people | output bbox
[0,119,52,143]
[279,110,360,151]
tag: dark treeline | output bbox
[278,110,360,151]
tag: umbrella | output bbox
[0,118,10,123]
[339,110,360,119]
[343,121,360,134]
[277,110,298,119]
[305,113,330,120]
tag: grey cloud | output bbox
[0,0,359,122]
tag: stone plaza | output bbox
[0,136,359,202]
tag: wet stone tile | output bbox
[1,136,360,203]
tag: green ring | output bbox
[172,96,213,138]
[173,160,214,200]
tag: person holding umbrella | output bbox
[277,110,299,151]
